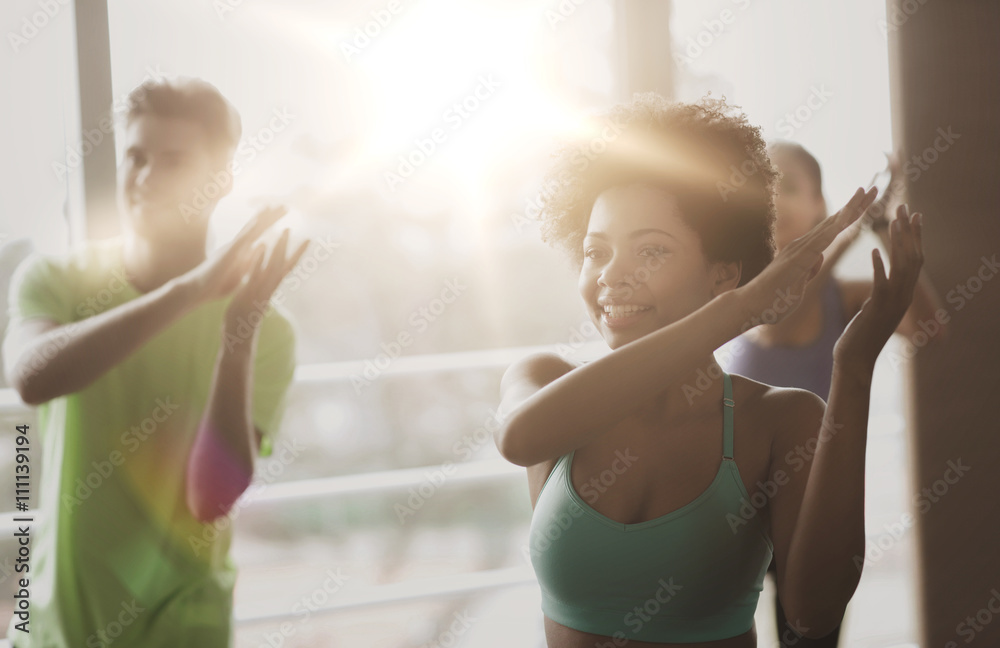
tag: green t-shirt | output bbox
[5,237,296,647]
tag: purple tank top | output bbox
[726,278,848,399]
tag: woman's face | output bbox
[578,184,739,350]
[772,152,825,250]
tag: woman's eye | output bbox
[584,248,605,260]
[640,246,669,257]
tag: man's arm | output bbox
[186,323,259,523]
[3,279,198,405]
[3,207,290,406]
[186,228,308,522]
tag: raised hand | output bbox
[819,154,906,275]
[741,186,879,326]
[833,204,924,373]
[183,206,289,304]
[224,227,311,333]
[862,151,904,232]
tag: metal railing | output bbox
[0,341,609,622]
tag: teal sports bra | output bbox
[528,372,774,643]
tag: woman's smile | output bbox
[600,303,655,328]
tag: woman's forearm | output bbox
[500,287,759,466]
[782,362,872,635]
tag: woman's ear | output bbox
[712,260,742,297]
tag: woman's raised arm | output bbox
[773,205,924,637]
[495,187,879,467]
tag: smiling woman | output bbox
[538,94,779,288]
[495,90,925,647]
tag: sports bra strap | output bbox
[722,372,734,459]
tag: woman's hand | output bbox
[816,153,905,279]
[739,186,878,327]
[833,204,924,374]
[865,151,904,231]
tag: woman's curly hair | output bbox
[538,93,779,287]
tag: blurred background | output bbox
[0,0,966,646]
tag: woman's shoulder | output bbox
[728,372,826,440]
[503,351,579,383]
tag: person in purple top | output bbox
[727,142,947,647]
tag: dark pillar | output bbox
[887,1,1000,645]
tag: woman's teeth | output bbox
[603,304,652,317]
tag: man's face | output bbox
[117,113,225,240]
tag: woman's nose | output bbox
[597,254,638,290]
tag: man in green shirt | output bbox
[3,78,308,647]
